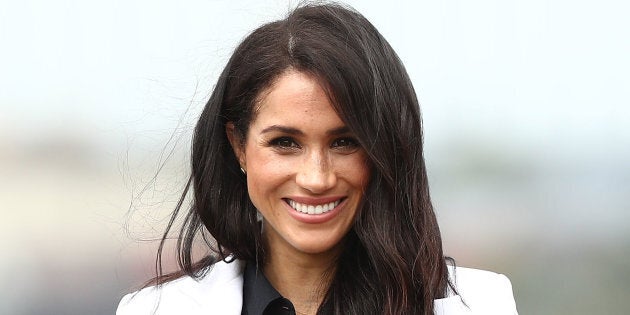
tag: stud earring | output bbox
[240,167,246,174]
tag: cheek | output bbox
[244,148,292,204]
[340,154,371,189]
[246,151,290,181]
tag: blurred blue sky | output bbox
[2,0,628,145]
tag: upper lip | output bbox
[284,195,346,205]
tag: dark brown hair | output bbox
[154,3,454,314]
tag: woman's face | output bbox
[228,70,370,258]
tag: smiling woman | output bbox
[117,3,517,315]
[227,70,370,261]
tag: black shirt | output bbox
[241,262,333,315]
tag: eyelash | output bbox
[269,137,300,149]
[331,137,359,150]
[267,136,360,152]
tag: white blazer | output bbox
[117,260,518,315]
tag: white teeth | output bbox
[315,205,323,214]
[287,199,342,215]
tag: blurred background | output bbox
[1,0,628,314]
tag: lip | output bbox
[284,196,347,224]
[286,195,345,205]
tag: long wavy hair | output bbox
[152,3,454,314]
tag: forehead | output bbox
[252,70,343,127]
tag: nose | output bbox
[296,150,337,194]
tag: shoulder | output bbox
[116,259,245,315]
[434,266,518,315]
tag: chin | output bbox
[288,235,346,256]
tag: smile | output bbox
[286,199,343,215]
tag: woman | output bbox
[118,3,517,315]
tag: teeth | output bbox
[287,199,341,215]
[315,205,323,214]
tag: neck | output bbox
[263,244,340,315]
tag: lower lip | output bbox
[285,199,346,224]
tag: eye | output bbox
[269,136,301,149]
[331,137,359,151]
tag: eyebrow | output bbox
[327,126,350,136]
[259,125,350,136]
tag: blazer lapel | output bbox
[185,259,246,315]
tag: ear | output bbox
[225,122,246,171]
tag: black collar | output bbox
[241,261,333,315]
